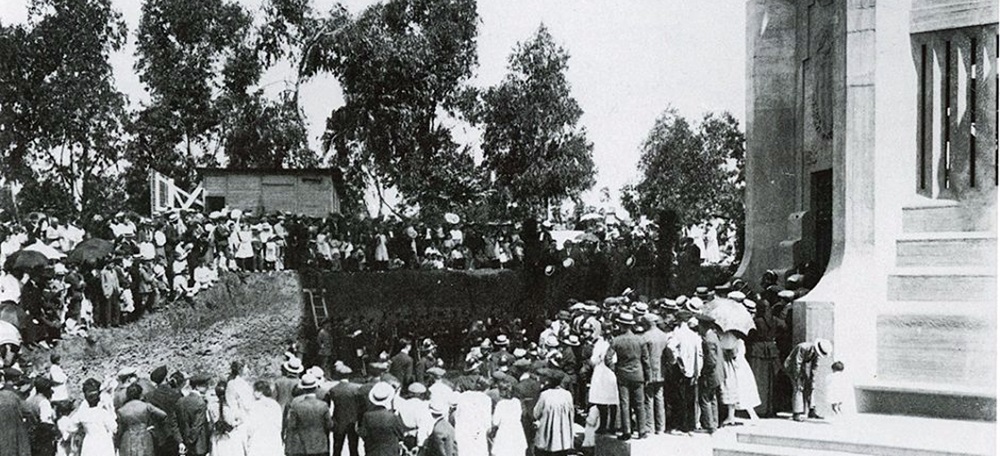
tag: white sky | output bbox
[0,0,746,210]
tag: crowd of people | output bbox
[0,206,694,348]
[0,267,849,456]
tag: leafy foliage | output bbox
[0,0,128,215]
[321,0,482,214]
[476,24,595,217]
[622,107,745,242]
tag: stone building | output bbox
[737,0,997,419]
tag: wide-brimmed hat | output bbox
[298,373,319,390]
[544,265,556,276]
[562,258,575,268]
[815,339,832,357]
[616,312,636,325]
[563,335,580,346]
[282,357,304,375]
[368,381,395,407]
[494,335,510,346]
[512,348,527,359]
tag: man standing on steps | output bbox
[697,314,723,435]
[641,314,670,435]
[606,312,650,441]
[784,339,832,422]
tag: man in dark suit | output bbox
[606,312,650,441]
[283,374,332,456]
[175,374,211,456]
[641,314,671,435]
[357,382,406,456]
[326,367,361,456]
[388,338,414,387]
[422,398,457,456]
[144,367,183,456]
[697,316,723,434]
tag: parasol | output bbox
[67,238,115,264]
[23,241,65,260]
[703,298,755,336]
[8,250,49,271]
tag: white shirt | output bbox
[50,364,70,402]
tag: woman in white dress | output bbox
[491,383,526,456]
[454,378,492,456]
[721,330,761,426]
[64,380,117,456]
[224,361,254,455]
[588,330,619,434]
[209,380,245,456]
[246,381,284,456]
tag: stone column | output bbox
[736,0,800,285]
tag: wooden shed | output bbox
[198,168,343,217]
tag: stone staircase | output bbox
[713,414,995,456]
[857,199,997,421]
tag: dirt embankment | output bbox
[22,271,304,394]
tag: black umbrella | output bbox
[67,238,115,265]
[7,250,49,271]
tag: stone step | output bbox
[895,232,997,267]
[856,381,997,422]
[733,413,995,455]
[714,442,856,456]
[876,312,996,387]
[902,201,995,233]
[886,267,996,302]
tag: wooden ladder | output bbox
[304,288,330,328]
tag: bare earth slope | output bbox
[23,271,303,393]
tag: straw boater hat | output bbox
[544,265,556,276]
[563,335,580,347]
[727,291,747,302]
[778,290,796,301]
[660,299,680,312]
[743,299,757,313]
[616,312,636,326]
[695,287,712,299]
[495,335,510,346]
[368,381,395,408]
[685,297,704,313]
[282,357,304,375]
[815,339,833,357]
[426,367,446,378]
[298,373,319,391]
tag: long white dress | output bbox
[455,391,492,456]
[720,334,761,411]
[492,398,527,456]
[588,338,619,405]
[246,397,284,456]
[66,402,117,456]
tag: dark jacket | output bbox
[642,326,672,383]
[283,393,331,455]
[326,381,362,433]
[174,392,211,456]
[607,329,650,383]
[422,417,457,456]
[144,384,182,447]
[0,390,30,456]
[389,352,414,386]
[700,327,724,390]
[357,407,405,456]
[274,377,299,411]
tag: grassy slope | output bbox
[23,271,303,394]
